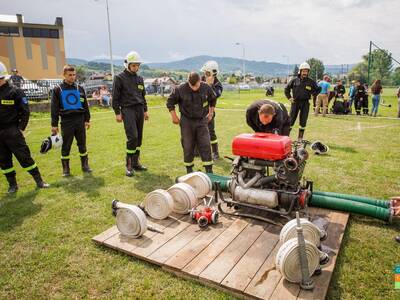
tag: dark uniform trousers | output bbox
[180,116,212,167]
[208,112,217,144]
[61,114,87,159]
[0,126,39,178]
[289,100,309,133]
[122,105,144,154]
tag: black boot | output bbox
[132,151,147,171]
[204,165,213,174]
[211,143,220,160]
[6,173,18,194]
[298,130,305,142]
[126,155,134,177]
[80,156,92,173]
[62,159,70,177]
[186,166,193,174]
[30,169,50,188]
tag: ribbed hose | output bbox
[310,194,391,221]
[205,173,231,192]
[313,191,390,208]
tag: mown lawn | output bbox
[0,88,399,299]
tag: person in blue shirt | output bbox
[315,75,331,117]
[348,80,356,113]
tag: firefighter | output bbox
[51,65,92,177]
[112,50,149,177]
[167,72,216,174]
[332,80,348,114]
[246,99,291,136]
[200,60,223,160]
[284,62,320,140]
[362,83,369,115]
[354,80,366,115]
[0,61,49,193]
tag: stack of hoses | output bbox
[167,183,198,214]
[279,218,326,247]
[112,200,148,238]
[276,218,328,283]
[177,172,212,199]
[143,189,174,220]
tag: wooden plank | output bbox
[269,276,300,300]
[183,218,249,277]
[244,242,282,300]
[102,215,183,255]
[132,215,192,262]
[297,211,349,300]
[199,220,266,284]
[147,220,205,264]
[92,226,119,244]
[222,224,281,293]
[164,216,234,270]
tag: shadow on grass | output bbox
[214,157,233,176]
[329,144,358,153]
[52,174,105,198]
[133,171,175,193]
[0,189,41,232]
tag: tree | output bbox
[228,74,237,84]
[292,65,299,76]
[370,49,392,83]
[75,65,87,82]
[306,58,325,81]
[391,67,400,86]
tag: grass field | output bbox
[1,88,400,299]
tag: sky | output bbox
[3,0,400,65]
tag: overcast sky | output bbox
[3,0,400,65]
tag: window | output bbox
[0,26,19,36]
[22,27,60,39]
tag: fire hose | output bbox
[279,218,326,247]
[176,172,212,199]
[167,183,198,214]
[142,189,174,220]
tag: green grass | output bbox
[1,88,400,299]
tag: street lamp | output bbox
[95,0,114,79]
[282,55,289,83]
[235,42,245,82]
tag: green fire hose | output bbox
[206,173,230,192]
[310,194,391,222]
[312,191,390,208]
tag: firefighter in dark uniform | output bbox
[167,72,216,174]
[201,60,223,160]
[0,61,49,193]
[362,84,369,115]
[332,80,347,114]
[51,65,92,177]
[112,50,148,177]
[246,99,291,136]
[354,80,366,115]
[284,62,320,141]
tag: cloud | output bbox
[2,0,400,65]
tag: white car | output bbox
[239,84,250,91]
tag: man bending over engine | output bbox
[246,99,291,136]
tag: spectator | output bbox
[99,85,111,107]
[348,80,356,113]
[92,88,101,105]
[315,75,331,117]
[370,80,383,117]
[10,69,24,87]
[397,86,400,118]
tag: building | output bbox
[0,14,66,79]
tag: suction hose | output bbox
[205,173,231,192]
[313,191,390,208]
[310,194,391,222]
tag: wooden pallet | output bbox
[93,207,349,300]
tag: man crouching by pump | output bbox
[246,99,291,136]
[167,72,216,174]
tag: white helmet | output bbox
[201,60,219,76]
[40,134,63,154]
[310,140,329,155]
[298,62,310,73]
[0,61,8,79]
[124,51,142,68]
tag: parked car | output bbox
[239,84,250,91]
[20,81,48,101]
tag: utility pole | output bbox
[367,40,372,85]
[236,42,245,83]
[106,0,114,79]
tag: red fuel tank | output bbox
[232,133,292,161]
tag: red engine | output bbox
[232,133,292,161]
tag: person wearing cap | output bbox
[284,62,320,140]
[51,64,92,177]
[0,61,49,193]
[246,99,290,136]
[112,50,149,177]
[200,60,223,160]
[315,75,331,117]
[10,69,24,88]
[167,72,216,174]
